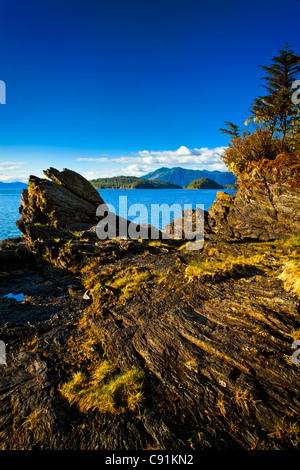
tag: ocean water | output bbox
[0,189,23,241]
[0,188,237,242]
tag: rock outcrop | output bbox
[207,153,300,241]
[17,168,106,235]
[164,153,300,243]
[16,168,164,266]
[161,208,206,242]
[15,169,128,267]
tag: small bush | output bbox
[221,128,283,177]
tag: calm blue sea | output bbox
[0,188,236,242]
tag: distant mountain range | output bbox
[143,167,237,187]
[1,166,236,191]
[91,167,237,190]
[0,181,28,188]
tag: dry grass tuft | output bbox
[279,260,300,296]
[269,416,300,443]
[60,361,144,415]
[217,393,226,417]
[273,235,300,247]
[233,387,254,416]
[20,408,55,447]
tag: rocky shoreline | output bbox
[0,154,299,450]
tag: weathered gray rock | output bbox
[17,173,106,232]
[15,169,112,264]
[162,208,206,241]
[16,168,164,265]
[43,167,104,207]
[206,153,300,241]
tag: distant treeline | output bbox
[91,176,139,189]
[90,176,182,189]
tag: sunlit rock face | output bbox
[206,153,300,241]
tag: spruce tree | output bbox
[219,121,240,137]
[248,44,300,146]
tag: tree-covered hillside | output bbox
[90,176,182,189]
[188,178,224,189]
[142,167,237,187]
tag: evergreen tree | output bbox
[220,45,300,178]
[247,44,300,146]
[219,121,240,138]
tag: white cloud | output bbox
[76,145,228,176]
[0,161,26,170]
[0,162,28,182]
[80,168,127,180]
[77,157,110,162]
[136,146,227,169]
[120,164,153,176]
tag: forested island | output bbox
[89,172,237,190]
[188,177,224,189]
[90,175,182,189]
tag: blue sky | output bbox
[0,0,300,182]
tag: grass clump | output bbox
[279,260,300,296]
[185,259,223,278]
[84,266,155,306]
[148,240,170,248]
[269,416,300,444]
[184,358,199,373]
[233,387,253,416]
[217,393,226,417]
[184,249,270,280]
[20,408,55,448]
[111,267,155,301]
[184,257,242,279]
[60,361,144,415]
[273,235,300,247]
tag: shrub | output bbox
[221,128,283,178]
